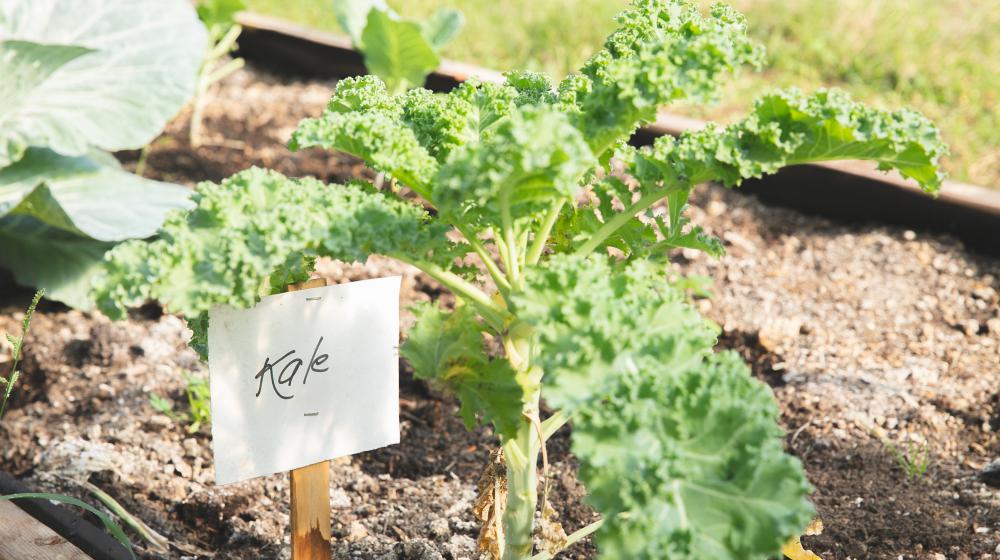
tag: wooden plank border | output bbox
[0,471,131,560]
[0,500,92,560]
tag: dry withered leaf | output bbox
[534,501,568,556]
[473,448,507,559]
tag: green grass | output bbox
[245,0,999,187]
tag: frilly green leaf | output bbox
[635,88,947,193]
[290,108,438,199]
[514,255,813,559]
[434,105,594,228]
[568,0,764,154]
[93,168,452,355]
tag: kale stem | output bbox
[455,224,511,293]
[540,409,570,441]
[390,254,508,329]
[526,200,564,266]
[500,192,521,288]
[574,184,676,256]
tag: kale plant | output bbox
[94,1,945,558]
[0,0,205,307]
[335,0,463,94]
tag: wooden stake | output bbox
[288,278,332,560]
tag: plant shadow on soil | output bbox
[1,65,998,559]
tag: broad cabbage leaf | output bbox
[0,0,206,165]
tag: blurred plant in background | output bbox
[190,0,248,147]
[334,0,464,94]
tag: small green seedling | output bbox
[150,373,211,433]
[883,437,931,480]
[0,290,43,421]
[335,0,463,94]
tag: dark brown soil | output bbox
[1,65,998,559]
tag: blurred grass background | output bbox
[245,0,999,187]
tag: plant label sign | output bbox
[207,277,401,485]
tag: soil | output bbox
[1,65,998,560]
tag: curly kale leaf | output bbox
[577,351,814,559]
[635,88,947,193]
[290,108,438,199]
[398,80,516,161]
[514,255,813,559]
[291,75,541,202]
[513,255,717,410]
[400,302,530,439]
[93,167,450,329]
[568,0,764,154]
[434,105,594,228]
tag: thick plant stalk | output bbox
[501,408,540,559]
[500,327,542,560]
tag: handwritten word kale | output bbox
[94,1,946,558]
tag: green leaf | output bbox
[197,0,245,29]
[567,1,764,155]
[577,352,814,559]
[635,88,947,193]
[514,255,813,559]
[434,105,594,228]
[0,148,193,241]
[0,216,113,308]
[421,8,463,50]
[400,302,527,439]
[1,493,136,559]
[334,0,391,46]
[92,168,452,342]
[0,0,206,161]
[0,40,93,166]
[360,8,440,93]
[290,108,438,199]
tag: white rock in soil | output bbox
[330,487,351,508]
[347,520,368,542]
[36,437,116,481]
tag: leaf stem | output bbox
[526,200,564,266]
[573,185,675,256]
[390,254,508,329]
[455,224,511,293]
[500,192,521,288]
[540,409,570,441]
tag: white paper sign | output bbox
[208,277,401,485]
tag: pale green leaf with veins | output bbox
[0,0,206,162]
[0,148,193,241]
[0,216,113,310]
[0,40,92,166]
[360,8,440,94]
[421,8,463,51]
